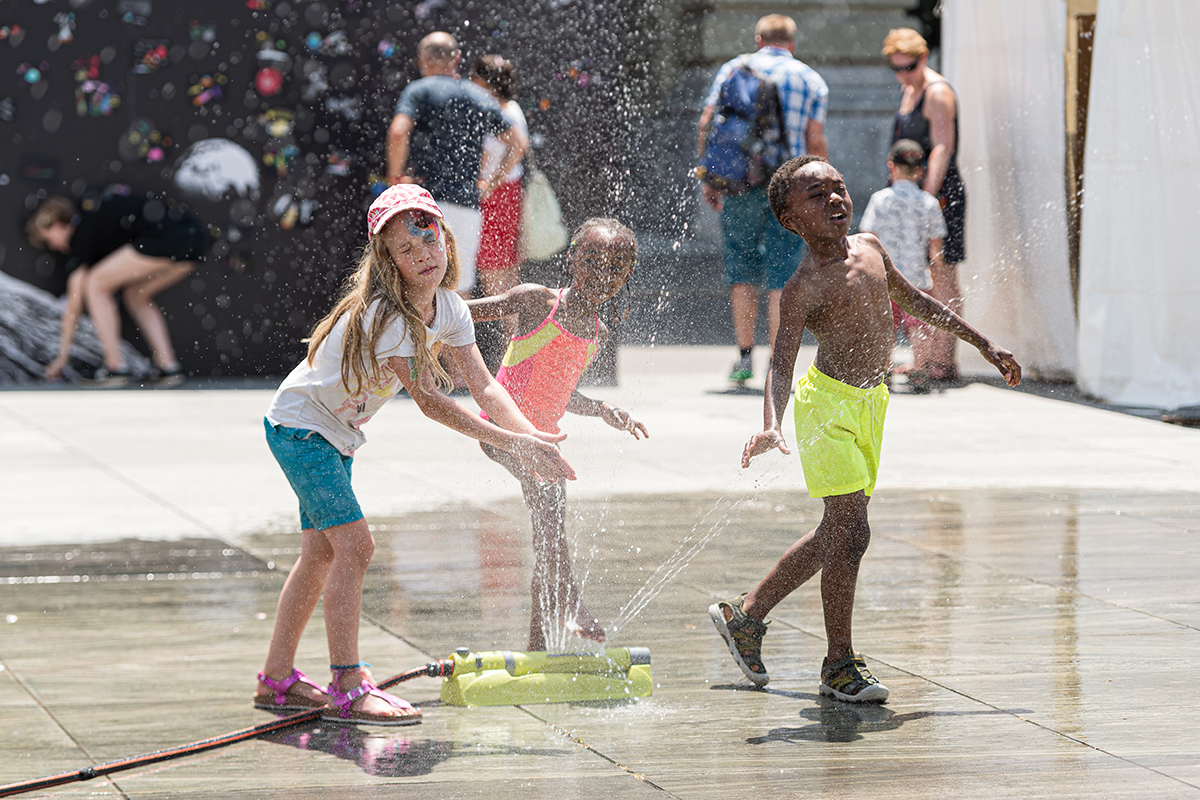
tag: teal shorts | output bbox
[264,418,362,531]
[792,365,889,498]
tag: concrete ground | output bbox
[2,346,1198,798]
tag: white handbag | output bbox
[518,166,569,262]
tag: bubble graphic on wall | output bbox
[172,138,260,200]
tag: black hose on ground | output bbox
[0,659,454,798]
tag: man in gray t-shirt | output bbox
[387,32,528,294]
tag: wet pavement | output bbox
[2,346,1199,799]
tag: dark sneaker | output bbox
[87,366,131,388]
[820,650,889,703]
[708,595,769,687]
[728,354,753,383]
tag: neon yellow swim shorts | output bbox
[793,364,889,498]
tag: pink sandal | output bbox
[254,668,327,712]
[323,667,422,726]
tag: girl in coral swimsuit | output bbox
[469,218,647,651]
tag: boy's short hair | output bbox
[888,139,926,169]
[755,14,796,46]
[768,154,831,224]
[881,28,929,58]
[25,195,76,248]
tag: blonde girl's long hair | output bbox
[306,221,461,394]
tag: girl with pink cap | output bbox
[255,184,575,725]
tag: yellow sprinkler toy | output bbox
[440,647,653,706]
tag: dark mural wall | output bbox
[0,0,624,377]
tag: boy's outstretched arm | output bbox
[878,238,1022,387]
[743,281,810,467]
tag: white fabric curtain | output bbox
[1076,0,1200,408]
[942,0,1077,380]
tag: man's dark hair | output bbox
[767,154,831,224]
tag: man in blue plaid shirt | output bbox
[698,14,829,384]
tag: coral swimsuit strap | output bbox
[544,288,599,342]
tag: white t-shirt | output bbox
[266,288,476,455]
[858,179,947,290]
[480,100,528,185]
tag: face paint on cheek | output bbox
[405,214,444,251]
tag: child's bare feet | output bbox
[528,601,606,651]
[563,601,606,644]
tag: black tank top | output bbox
[892,80,962,198]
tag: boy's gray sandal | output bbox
[709,595,769,687]
[820,650,889,703]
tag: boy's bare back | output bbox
[783,233,895,389]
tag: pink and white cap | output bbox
[366,184,444,236]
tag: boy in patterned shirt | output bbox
[858,140,948,390]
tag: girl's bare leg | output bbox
[121,261,193,369]
[318,518,401,716]
[524,478,604,651]
[482,443,602,651]
[258,528,334,703]
[84,246,182,370]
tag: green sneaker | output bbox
[728,354,753,383]
[708,595,769,687]
[820,650,889,703]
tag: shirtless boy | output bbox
[710,155,1020,702]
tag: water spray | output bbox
[608,461,789,638]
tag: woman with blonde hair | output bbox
[882,27,965,380]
